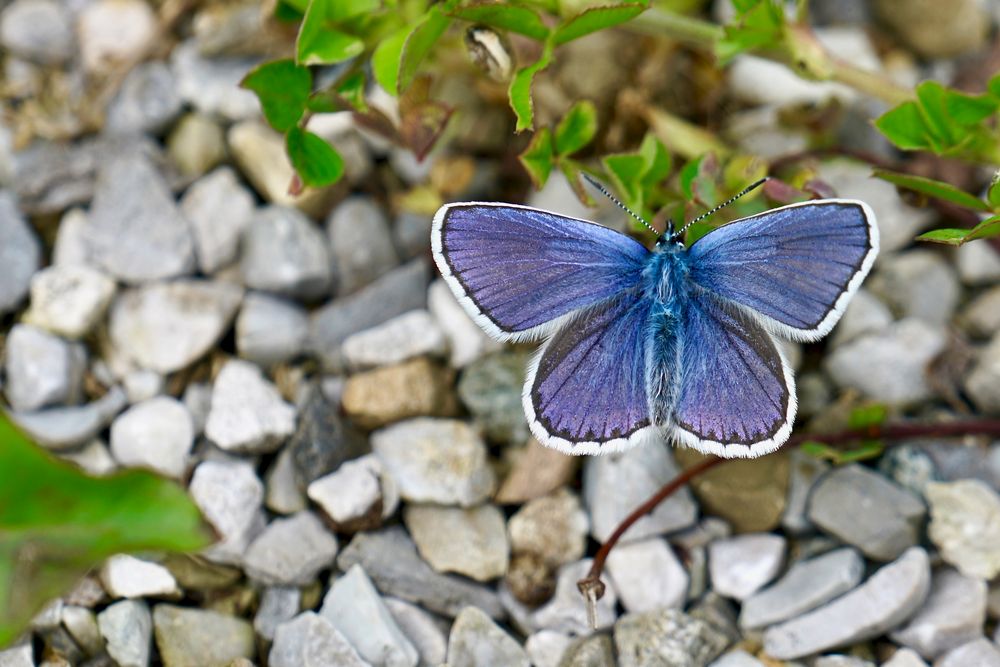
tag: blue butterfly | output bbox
[431,180,879,458]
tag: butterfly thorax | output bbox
[641,244,691,310]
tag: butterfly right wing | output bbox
[432,203,650,342]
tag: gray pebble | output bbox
[181,382,211,436]
[763,547,931,660]
[61,606,103,657]
[77,0,155,75]
[814,658,875,667]
[288,386,367,487]
[869,250,960,325]
[170,40,261,121]
[109,397,193,478]
[327,196,400,295]
[709,533,786,601]
[605,537,689,613]
[152,604,255,667]
[236,292,309,366]
[255,586,301,642]
[456,351,531,444]
[926,479,1000,579]
[205,359,296,454]
[0,643,32,667]
[614,608,729,667]
[0,0,73,64]
[179,167,255,274]
[710,651,766,667]
[879,444,940,496]
[385,597,448,667]
[337,527,504,619]
[244,511,338,585]
[955,242,1000,286]
[891,567,986,659]
[808,463,925,560]
[508,489,589,568]
[84,151,195,283]
[884,648,930,667]
[100,554,179,599]
[934,639,1000,667]
[829,287,893,348]
[584,444,697,543]
[24,264,116,339]
[189,460,264,565]
[109,279,243,373]
[122,369,164,404]
[960,286,1000,339]
[394,211,433,260]
[0,191,40,315]
[241,205,333,300]
[265,447,308,515]
[9,385,126,451]
[740,547,864,630]
[966,333,1000,414]
[320,564,418,667]
[97,599,152,667]
[269,612,367,667]
[405,504,509,582]
[307,454,390,529]
[525,631,572,667]
[447,606,529,667]
[3,324,85,412]
[781,449,829,535]
[342,310,446,371]
[427,280,502,368]
[532,560,618,634]
[559,634,615,667]
[105,62,182,136]
[167,112,226,177]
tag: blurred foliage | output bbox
[0,417,213,647]
[800,404,889,465]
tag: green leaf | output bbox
[554,100,598,156]
[715,0,784,63]
[989,73,1000,99]
[285,128,345,187]
[847,403,888,430]
[336,70,368,112]
[872,169,990,211]
[448,3,549,40]
[508,42,554,132]
[987,170,1000,209]
[915,80,956,147]
[602,153,646,207]
[297,0,364,66]
[916,228,973,245]
[399,7,452,93]
[967,215,1000,242]
[679,155,704,200]
[944,89,997,126]
[874,101,933,151]
[799,440,840,462]
[372,27,410,95]
[519,127,554,188]
[836,441,885,464]
[553,3,647,46]
[328,0,379,21]
[638,133,671,184]
[240,59,312,133]
[0,417,212,646]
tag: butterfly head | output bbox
[656,219,685,249]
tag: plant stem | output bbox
[630,7,724,45]
[828,56,912,107]
[577,418,1000,607]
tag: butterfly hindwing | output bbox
[667,288,794,458]
[432,203,650,342]
[525,289,659,454]
[687,200,878,341]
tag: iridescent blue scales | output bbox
[431,198,878,458]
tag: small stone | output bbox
[109,397,193,478]
[869,250,960,325]
[814,658,875,667]
[100,555,179,599]
[427,280,502,368]
[763,547,931,660]
[372,418,495,507]
[967,334,1000,415]
[585,445,698,543]
[320,564,419,667]
[77,0,156,74]
[447,606,529,667]
[0,643,32,667]
[288,386,367,488]
[826,319,947,406]
[955,242,1000,286]
[109,279,243,373]
[808,464,925,561]
[244,512,338,585]
[394,211,433,260]
[508,489,588,569]
[405,504,509,581]
[97,599,152,667]
[782,450,829,534]
[9,385,126,451]
[205,359,297,454]
[105,62,182,136]
[342,357,456,428]
[709,534,785,601]
[152,604,255,667]
[560,634,616,667]
[62,606,103,657]
[457,351,531,444]
[496,438,579,505]
[926,479,1000,579]
[167,113,226,177]
[24,263,115,340]
[879,445,940,496]
[384,597,448,667]
[0,191,41,315]
[123,369,164,404]
[269,612,367,667]
[310,259,431,371]
[960,286,1000,339]
[891,568,986,659]
[934,639,1000,667]
[84,151,195,283]
[606,537,689,613]
[235,292,309,366]
[674,448,790,533]
[533,560,618,634]
[254,586,300,642]
[160,555,241,592]
[170,40,261,121]
[525,630,572,667]
[189,460,264,565]
[327,196,400,294]
[180,167,255,274]
[0,0,73,64]
[307,455,389,531]
[342,310,446,370]
[240,206,333,300]
[337,527,504,619]
[614,608,729,667]
[884,648,930,667]
[740,547,865,629]
[266,447,308,515]
[874,0,988,57]
[710,651,766,667]
[4,324,85,412]
[829,288,893,348]
[182,383,211,436]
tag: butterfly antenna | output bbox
[582,173,659,237]
[673,177,769,240]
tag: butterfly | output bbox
[431,179,878,459]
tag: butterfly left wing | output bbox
[524,289,660,454]
[686,200,878,341]
[668,288,795,458]
[432,203,650,342]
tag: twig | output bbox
[577,418,1000,611]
